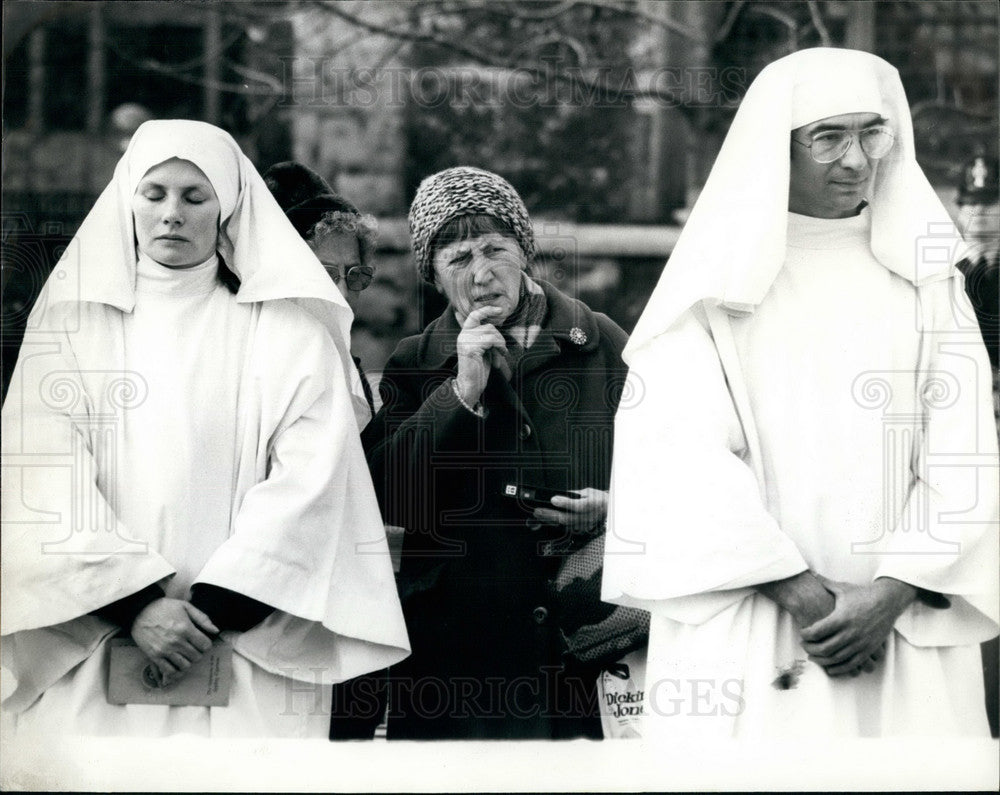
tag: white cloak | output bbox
[604,211,999,738]
[1,255,409,737]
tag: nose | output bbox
[471,252,494,284]
[161,195,184,226]
[838,134,869,171]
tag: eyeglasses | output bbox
[321,262,374,291]
[792,125,895,164]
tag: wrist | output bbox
[757,571,815,614]
[452,378,486,418]
[872,577,918,612]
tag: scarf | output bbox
[490,274,547,380]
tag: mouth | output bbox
[156,235,188,242]
[473,293,504,304]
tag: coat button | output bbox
[519,423,532,440]
[532,606,549,624]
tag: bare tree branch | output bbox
[714,0,747,44]
[104,36,283,97]
[306,0,699,112]
[309,0,509,67]
[573,0,708,44]
[806,0,832,47]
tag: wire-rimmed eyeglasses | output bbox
[321,262,375,291]
[792,125,895,164]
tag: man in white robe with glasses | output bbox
[604,48,998,738]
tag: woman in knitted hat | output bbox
[362,166,645,740]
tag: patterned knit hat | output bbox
[408,166,535,282]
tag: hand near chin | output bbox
[455,305,507,406]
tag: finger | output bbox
[550,494,587,512]
[480,331,507,353]
[184,603,220,635]
[173,637,207,660]
[824,651,872,677]
[802,631,857,661]
[799,612,845,642]
[167,652,192,671]
[156,658,180,677]
[463,306,504,328]
[186,630,213,654]
[805,640,861,665]
[533,508,566,526]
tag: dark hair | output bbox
[429,214,525,280]
[262,161,376,269]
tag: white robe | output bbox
[604,210,999,738]
[1,255,409,737]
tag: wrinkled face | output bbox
[132,158,221,268]
[312,231,363,301]
[789,112,884,219]
[431,232,525,324]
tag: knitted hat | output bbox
[262,161,361,240]
[408,166,535,282]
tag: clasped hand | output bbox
[799,576,915,678]
[131,597,219,687]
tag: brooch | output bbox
[569,327,587,346]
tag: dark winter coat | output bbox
[362,280,628,739]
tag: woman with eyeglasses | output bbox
[264,161,379,425]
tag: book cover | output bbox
[107,638,233,707]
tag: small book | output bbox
[107,638,233,706]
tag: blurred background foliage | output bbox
[3,1,997,388]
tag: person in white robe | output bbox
[603,48,998,738]
[0,120,409,738]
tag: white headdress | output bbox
[32,119,356,359]
[625,48,961,361]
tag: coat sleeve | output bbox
[362,341,487,532]
[875,277,1000,646]
[602,309,809,625]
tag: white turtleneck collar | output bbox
[136,251,221,296]
[786,206,871,251]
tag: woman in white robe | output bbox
[0,120,409,738]
[603,48,998,738]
